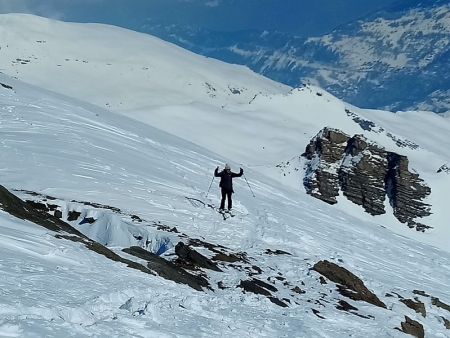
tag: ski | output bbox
[218,209,235,220]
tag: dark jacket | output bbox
[214,167,243,192]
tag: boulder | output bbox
[432,297,450,312]
[238,279,288,308]
[238,280,272,297]
[400,298,426,317]
[313,260,386,308]
[67,210,81,221]
[0,82,13,90]
[401,316,424,338]
[443,317,450,329]
[175,242,222,272]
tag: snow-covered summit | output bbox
[0,13,289,111]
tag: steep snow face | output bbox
[0,14,289,112]
[0,14,449,249]
[1,69,450,338]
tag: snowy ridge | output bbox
[0,13,289,112]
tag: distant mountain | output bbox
[140,0,450,113]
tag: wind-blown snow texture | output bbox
[0,14,449,337]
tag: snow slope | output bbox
[1,64,450,337]
[0,14,449,251]
[0,14,289,111]
[0,15,449,336]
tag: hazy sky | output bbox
[0,0,402,36]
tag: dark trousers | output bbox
[220,189,232,210]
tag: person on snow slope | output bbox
[214,164,243,212]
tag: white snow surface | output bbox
[0,14,288,111]
[0,14,449,337]
[0,14,449,247]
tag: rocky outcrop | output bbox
[303,128,432,230]
[386,154,432,229]
[6,187,449,333]
[303,128,348,204]
[175,242,222,272]
[0,186,185,287]
[312,260,386,308]
[432,297,450,313]
[401,316,425,338]
[400,298,426,318]
[238,279,288,308]
[339,135,389,216]
[443,317,450,330]
[123,246,210,291]
[11,188,295,304]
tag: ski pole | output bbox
[243,174,255,198]
[205,176,215,199]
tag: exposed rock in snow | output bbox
[400,298,426,318]
[400,316,425,338]
[175,242,222,272]
[302,128,431,230]
[437,164,450,174]
[312,260,386,309]
[302,128,348,205]
[122,246,209,291]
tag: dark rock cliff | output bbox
[302,128,431,231]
